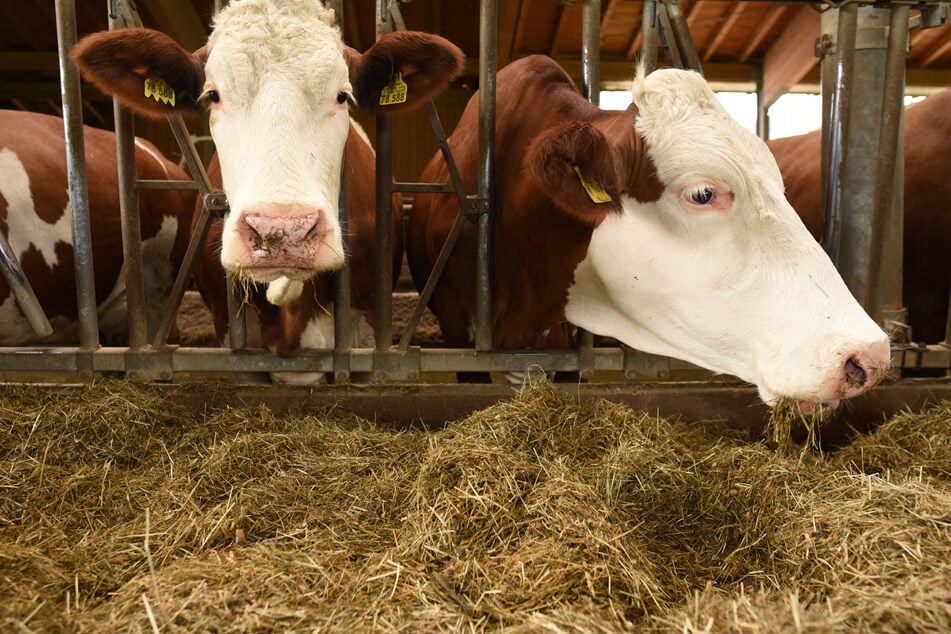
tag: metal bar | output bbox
[392,182,457,194]
[375,114,394,359]
[333,167,352,383]
[0,233,53,337]
[112,102,149,349]
[641,0,660,74]
[475,0,497,352]
[821,2,857,264]
[150,115,225,349]
[865,3,910,328]
[581,0,601,105]
[666,0,703,74]
[55,0,100,353]
[397,100,472,351]
[136,179,200,191]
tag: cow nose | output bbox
[242,209,324,253]
[837,345,889,400]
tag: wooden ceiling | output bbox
[3,0,951,125]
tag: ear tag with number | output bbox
[379,72,408,106]
[144,77,176,106]
[573,166,612,203]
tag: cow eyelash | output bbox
[198,89,221,107]
[684,184,716,206]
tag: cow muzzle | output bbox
[226,203,344,281]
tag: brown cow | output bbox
[407,55,890,411]
[768,90,951,344]
[0,109,193,345]
[73,0,464,383]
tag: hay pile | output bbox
[2,379,950,632]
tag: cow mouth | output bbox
[231,266,316,285]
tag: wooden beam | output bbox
[739,4,790,63]
[704,2,747,62]
[761,4,821,106]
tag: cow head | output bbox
[530,66,890,411]
[73,0,463,291]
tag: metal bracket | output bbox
[463,195,489,218]
[203,191,230,217]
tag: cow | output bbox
[0,109,193,346]
[72,0,464,383]
[406,55,891,411]
[768,90,951,346]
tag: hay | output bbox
[2,379,950,632]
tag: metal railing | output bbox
[0,0,947,383]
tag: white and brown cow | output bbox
[407,55,891,410]
[72,0,463,382]
[769,89,951,345]
[0,109,193,346]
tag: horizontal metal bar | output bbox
[0,345,945,377]
[391,181,457,194]
[136,178,200,191]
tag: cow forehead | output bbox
[206,0,345,99]
[632,68,785,203]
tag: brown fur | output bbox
[0,109,194,343]
[407,55,663,350]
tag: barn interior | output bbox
[0,0,949,425]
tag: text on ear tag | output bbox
[379,72,408,106]
[144,77,176,106]
[573,166,612,203]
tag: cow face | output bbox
[72,0,463,294]
[557,68,891,409]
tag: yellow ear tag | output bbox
[573,166,612,203]
[144,77,176,107]
[379,72,408,106]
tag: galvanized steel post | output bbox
[475,0,497,352]
[55,0,100,355]
[109,2,149,350]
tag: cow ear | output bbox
[72,28,206,118]
[528,122,621,222]
[348,31,464,113]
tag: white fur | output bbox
[566,67,890,407]
[205,0,350,281]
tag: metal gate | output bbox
[1,0,948,387]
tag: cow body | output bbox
[769,90,951,344]
[73,0,463,381]
[0,109,193,346]
[407,55,890,410]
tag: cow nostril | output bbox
[844,356,867,388]
[304,219,322,242]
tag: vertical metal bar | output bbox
[581,0,600,105]
[374,114,394,359]
[55,0,100,351]
[333,168,352,382]
[835,7,898,313]
[109,2,149,349]
[866,3,909,328]
[821,3,857,264]
[112,103,149,349]
[576,0,600,378]
[641,0,659,74]
[475,0,497,352]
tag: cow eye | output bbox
[686,185,715,206]
[336,91,348,105]
[200,89,221,106]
